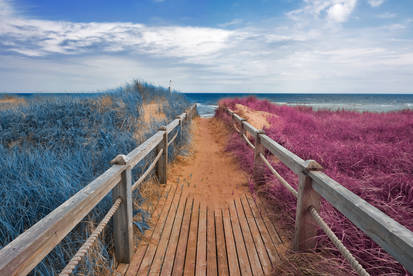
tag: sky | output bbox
[0,0,412,93]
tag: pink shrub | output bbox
[216,97,413,275]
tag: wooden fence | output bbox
[224,107,413,275]
[0,104,197,276]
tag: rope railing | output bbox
[59,198,123,276]
[0,104,198,276]
[225,107,374,276]
[242,133,255,149]
[258,140,368,275]
[309,206,370,276]
[233,123,241,134]
[132,149,163,191]
[259,153,298,198]
[168,131,179,147]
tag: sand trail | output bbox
[167,117,250,209]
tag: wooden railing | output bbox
[0,104,197,276]
[224,107,413,275]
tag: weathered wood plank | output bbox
[157,126,168,185]
[126,185,173,276]
[172,197,194,276]
[161,196,188,275]
[309,170,413,273]
[215,210,229,276]
[260,134,307,174]
[253,131,266,186]
[126,131,163,168]
[294,172,321,250]
[166,119,180,134]
[242,120,259,136]
[138,184,180,274]
[150,185,183,274]
[206,208,217,276]
[232,112,244,124]
[196,202,207,276]
[241,195,276,272]
[184,200,200,275]
[228,201,254,275]
[235,198,269,275]
[0,165,124,276]
[112,167,134,263]
[222,208,240,275]
[251,196,283,246]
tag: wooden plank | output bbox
[116,263,129,275]
[253,131,266,186]
[309,170,413,273]
[150,186,183,274]
[112,167,134,263]
[196,202,207,276]
[249,196,283,246]
[228,201,253,275]
[260,134,307,175]
[241,195,279,267]
[126,185,173,275]
[232,112,244,124]
[157,127,168,185]
[138,184,180,274]
[166,119,180,134]
[241,120,259,136]
[294,173,321,250]
[184,200,200,275]
[222,208,241,275]
[215,209,229,276]
[0,165,124,276]
[234,198,266,276]
[172,198,194,276]
[161,196,188,275]
[126,131,163,168]
[206,208,217,276]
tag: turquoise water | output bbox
[182,93,413,117]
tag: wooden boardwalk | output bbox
[118,183,284,275]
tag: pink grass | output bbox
[216,96,413,275]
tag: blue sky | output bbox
[0,0,412,93]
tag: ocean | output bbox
[182,93,413,118]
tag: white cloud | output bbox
[327,0,357,22]
[0,0,413,93]
[287,0,358,23]
[368,0,385,7]
[0,0,233,58]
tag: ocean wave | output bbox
[196,103,218,118]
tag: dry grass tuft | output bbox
[95,95,113,113]
[142,100,167,124]
[0,96,26,110]
[273,249,352,276]
[234,103,275,130]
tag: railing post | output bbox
[239,118,246,137]
[110,155,133,263]
[176,115,184,143]
[157,126,168,184]
[253,130,266,186]
[294,160,323,250]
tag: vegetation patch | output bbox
[216,96,413,275]
[0,81,190,275]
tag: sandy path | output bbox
[167,117,250,209]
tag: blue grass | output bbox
[0,81,190,275]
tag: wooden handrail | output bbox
[0,104,197,275]
[223,106,413,274]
